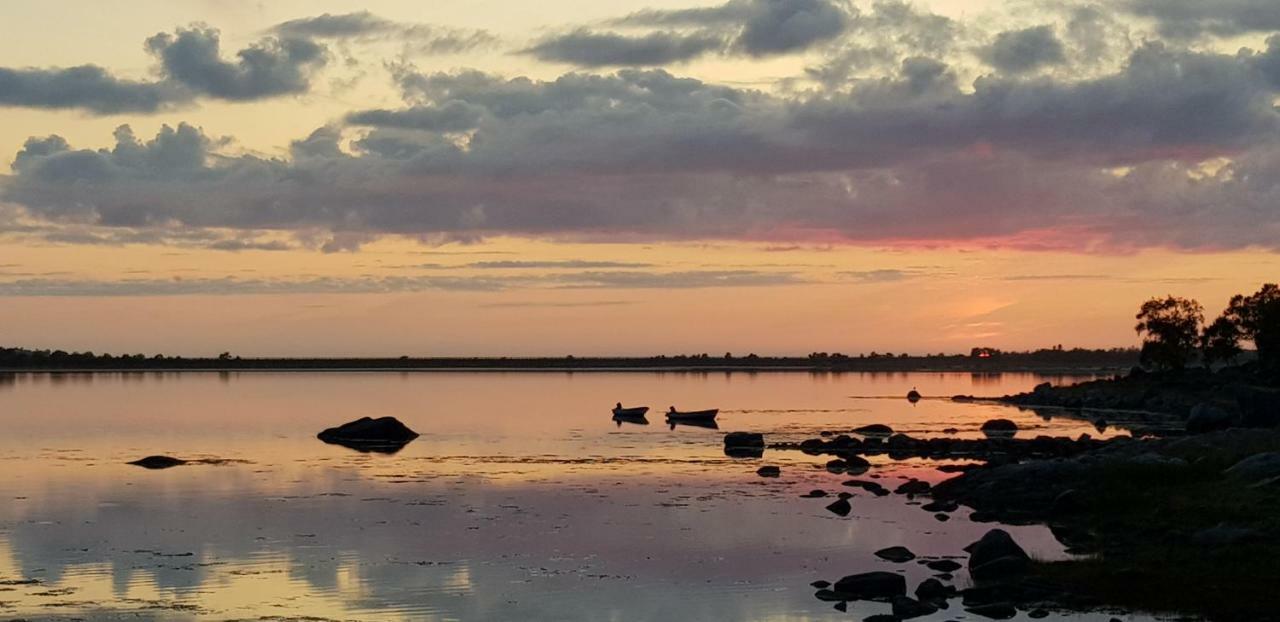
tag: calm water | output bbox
[0,371,1157,621]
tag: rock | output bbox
[980,419,1018,437]
[1186,402,1235,434]
[934,513,950,521]
[862,616,898,622]
[967,529,1030,581]
[1049,489,1085,516]
[907,389,922,402]
[833,601,848,612]
[827,459,851,473]
[724,431,765,450]
[832,571,907,600]
[814,588,844,601]
[1230,385,1280,427]
[914,578,951,602]
[892,595,937,619]
[895,479,931,495]
[965,603,1018,619]
[1028,610,1049,619]
[801,489,829,498]
[844,454,872,473]
[922,500,958,512]
[837,491,854,499]
[317,417,419,453]
[1191,523,1264,546]
[875,546,916,563]
[826,498,852,517]
[800,439,826,454]
[127,455,187,469]
[855,424,894,437]
[725,431,765,446]
[845,480,890,496]
[811,580,831,588]
[1223,452,1280,484]
[925,559,962,573]
[756,465,781,477]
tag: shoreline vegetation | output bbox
[0,346,1140,373]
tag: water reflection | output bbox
[0,371,1148,621]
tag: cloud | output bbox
[270,11,496,54]
[346,101,484,131]
[614,0,852,57]
[144,26,327,101]
[466,260,655,269]
[0,66,185,114]
[979,26,1066,73]
[1126,0,1280,38]
[523,29,724,66]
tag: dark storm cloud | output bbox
[1126,0,1280,38]
[144,26,327,100]
[979,25,1066,73]
[0,65,185,114]
[270,11,496,54]
[613,0,852,57]
[346,101,485,131]
[523,29,725,66]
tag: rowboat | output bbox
[664,408,719,421]
[612,405,650,417]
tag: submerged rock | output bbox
[826,497,853,516]
[892,595,937,619]
[914,577,952,602]
[127,456,187,469]
[756,465,781,477]
[895,479,932,495]
[967,529,1031,581]
[725,432,766,457]
[832,571,907,600]
[875,546,916,563]
[925,559,962,573]
[965,603,1018,619]
[980,419,1019,437]
[317,416,419,453]
[801,489,829,498]
[854,424,894,436]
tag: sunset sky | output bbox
[1,0,1278,356]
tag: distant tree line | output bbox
[1135,283,1278,372]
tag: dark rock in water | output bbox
[965,603,1018,620]
[892,595,937,619]
[980,419,1018,437]
[756,465,781,477]
[827,459,850,473]
[1223,452,1280,484]
[128,456,187,469]
[942,427,960,434]
[926,559,962,573]
[875,546,916,563]
[811,580,831,589]
[317,417,419,453]
[826,498,852,516]
[1186,402,1235,434]
[844,479,891,496]
[724,431,765,447]
[1191,523,1264,546]
[814,588,844,601]
[723,431,766,457]
[862,615,898,622]
[922,499,958,512]
[895,479,931,495]
[802,489,829,498]
[934,513,950,521]
[833,601,847,612]
[837,491,854,499]
[800,438,826,454]
[915,577,952,602]
[844,454,872,472]
[1028,609,1050,619]
[832,571,907,600]
[968,529,1030,581]
[854,424,894,436]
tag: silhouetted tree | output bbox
[1200,316,1242,368]
[1135,296,1203,371]
[1222,283,1280,367]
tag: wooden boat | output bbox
[612,405,650,417]
[664,408,719,421]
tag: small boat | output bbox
[612,404,650,417]
[664,408,719,421]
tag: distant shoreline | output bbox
[0,362,1127,375]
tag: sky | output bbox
[1,0,1278,357]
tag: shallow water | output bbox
[0,371,1159,621]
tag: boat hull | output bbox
[665,409,718,420]
[612,406,650,417]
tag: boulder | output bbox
[895,479,932,495]
[127,455,187,469]
[317,417,419,453]
[892,595,937,619]
[1229,385,1280,428]
[756,465,781,478]
[832,571,907,600]
[826,498,853,517]
[1186,402,1235,434]
[1049,489,1085,516]
[967,529,1030,581]
[810,580,831,588]
[914,577,952,602]
[980,419,1018,437]
[724,432,765,448]
[874,546,916,563]
[854,424,894,437]
[801,489,829,498]
[1223,452,1280,484]
[965,603,1018,619]
[925,559,962,573]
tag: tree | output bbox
[1200,316,1242,368]
[1135,296,1203,371]
[1222,283,1280,367]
